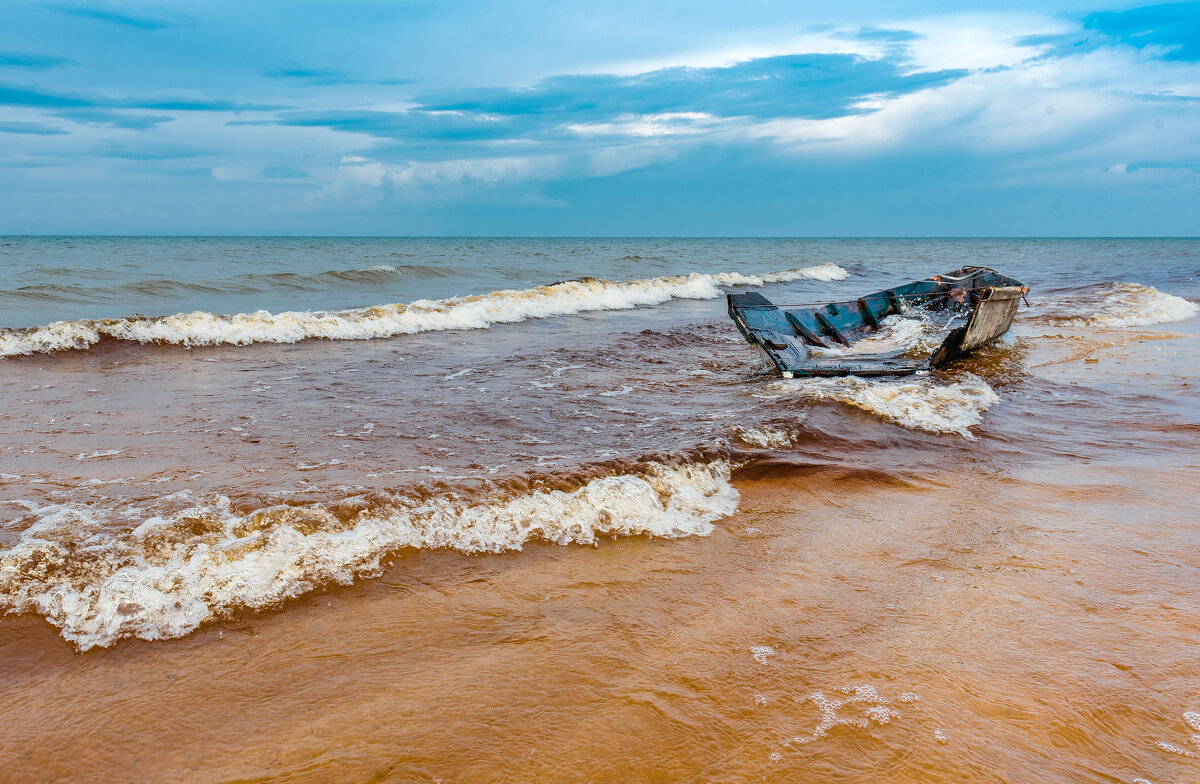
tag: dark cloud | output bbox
[0,83,284,112]
[0,51,76,69]
[131,97,284,111]
[838,27,923,43]
[52,3,176,30]
[418,54,963,120]
[0,121,70,135]
[262,66,415,86]
[1126,159,1200,173]
[276,109,524,142]
[52,109,175,129]
[90,141,213,159]
[1015,32,1085,50]
[0,85,89,108]
[274,53,965,145]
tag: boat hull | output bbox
[728,267,1029,378]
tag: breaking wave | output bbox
[730,425,800,449]
[0,263,847,357]
[770,373,1000,439]
[1045,283,1197,328]
[0,460,738,650]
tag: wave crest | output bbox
[0,263,847,357]
[0,460,738,650]
[1042,283,1197,328]
[770,373,999,439]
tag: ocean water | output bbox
[1,237,1198,782]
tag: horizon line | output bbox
[2,234,1199,241]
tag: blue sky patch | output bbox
[1085,3,1200,60]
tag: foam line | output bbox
[771,373,999,439]
[0,263,848,356]
[0,460,738,649]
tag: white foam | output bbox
[0,460,738,650]
[74,449,123,461]
[784,685,908,746]
[731,425,795,449]
[0,263,848,356]
[751,645,776,664]
[1155,710,1200,759]
[1048,283,1198,328]
[770,373,999,439]
[598,385,635,397]
[810,314,949,357]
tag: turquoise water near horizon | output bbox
[2,236,1197,329]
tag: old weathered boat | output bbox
[728,266,1028,378]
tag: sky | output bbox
[0,0,1197,236]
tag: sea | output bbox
[1,237,1198,783]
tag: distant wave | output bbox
[0,262,848,357]
[0,263,458,303]
[0,459,738,650]
[236,263,463,291]
[0,282,102,303]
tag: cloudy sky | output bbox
[1,1,1197,235]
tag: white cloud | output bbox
[735,26,1200,178]
[565,112,723,138]
[292,11,1200,207]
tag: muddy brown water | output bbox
[1,239,1198,782]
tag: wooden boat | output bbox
[727,266,1028,378]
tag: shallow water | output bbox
[1,238,1198,782]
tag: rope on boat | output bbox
[741,268,998,309]
[747,292,970,308]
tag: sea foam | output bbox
[0,263,848,357]
[0,460,738,650]
[782,686,916,747]
[771,373,999,439]
[1155,710,1200,759]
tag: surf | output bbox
[0,459,738,650]
[0,263,848,357]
